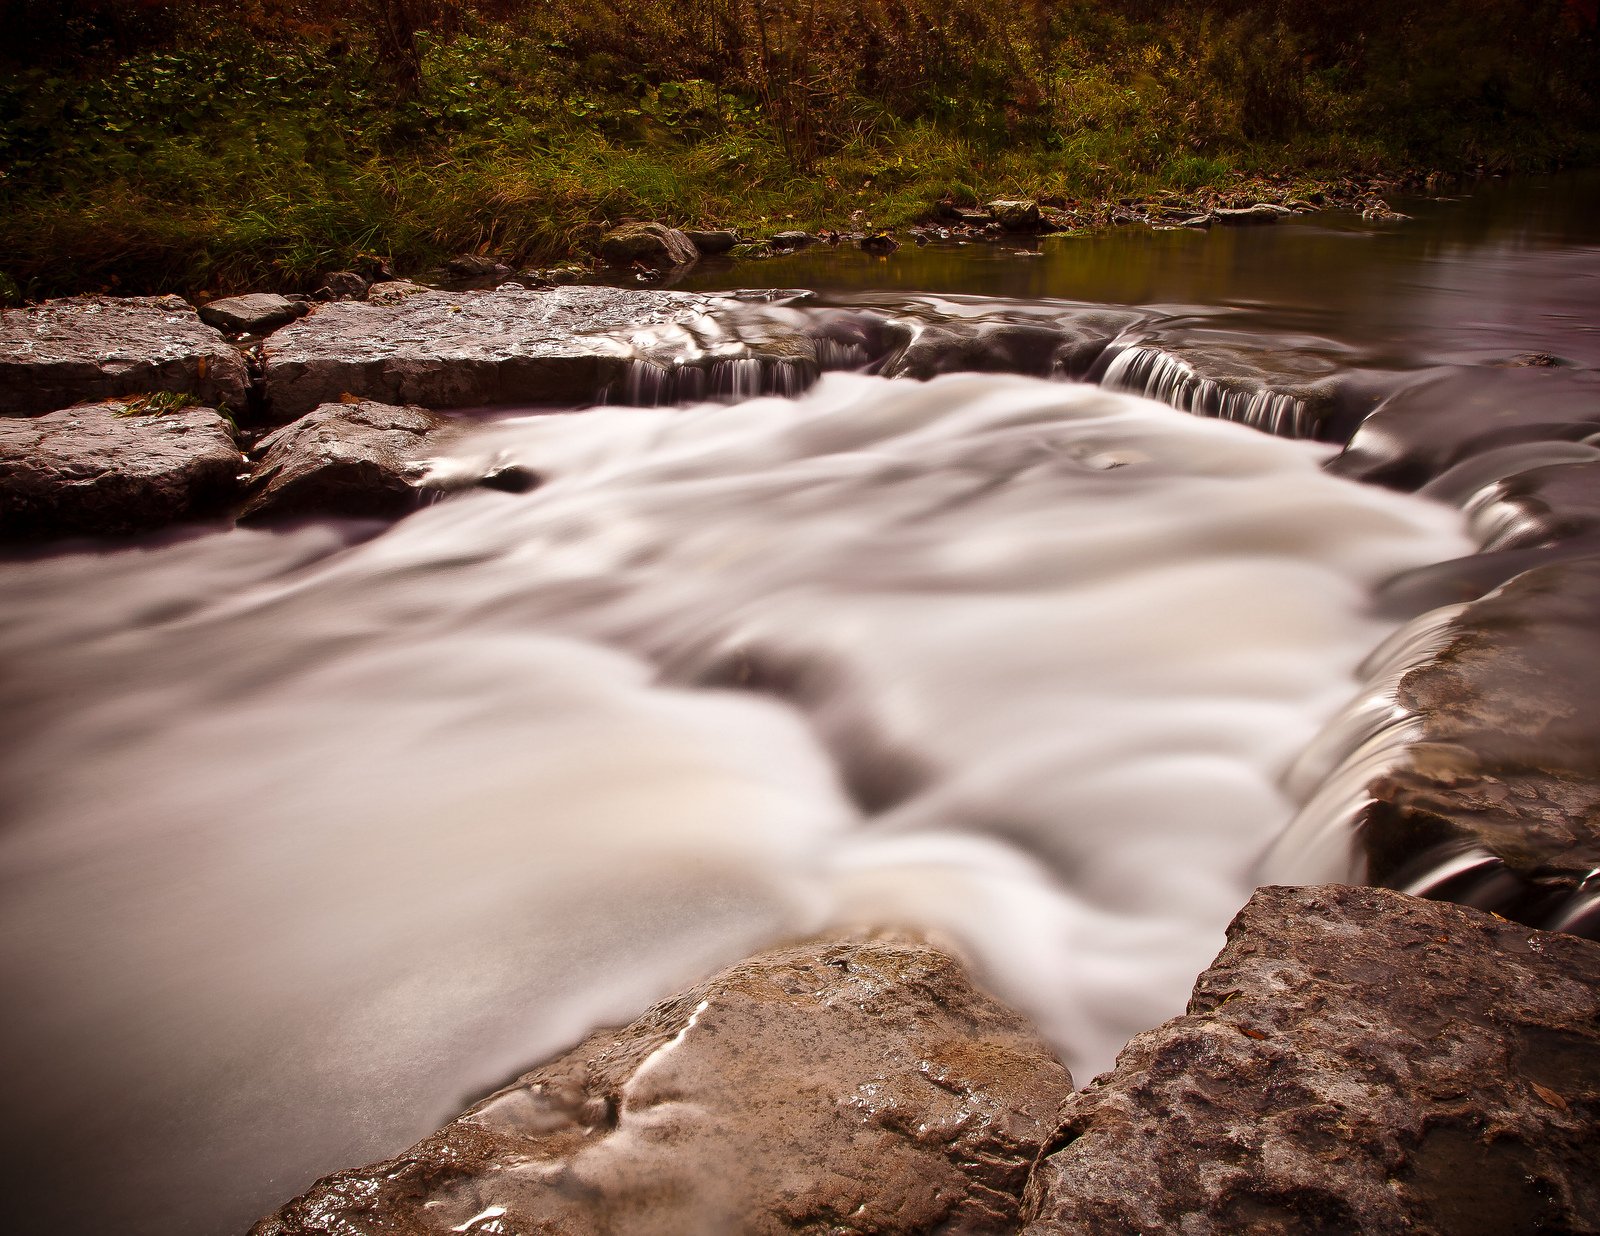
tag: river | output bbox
[1,173,1596,1235]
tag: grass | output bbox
[0,1,1595,300]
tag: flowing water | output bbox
[2,174,1597,1235]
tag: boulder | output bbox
[769,230,819,249]
[1365,558,1600,905]
[684,228,739,255]
[241,401,453,522]
[597,222,699,268]
[0,401,242,538]
[260,286,729,420]
[364,279,432,306]
[987,199,1042,230]
[445,255,501,278]
[253,935,1074,1236]
[1023,884,1600,1235]
[198,293,309,336]
[0,295,250,416]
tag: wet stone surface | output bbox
[1366,558,1600,904]
[241,401,456,522]
[253,935,1074,1236]
[0,402,242,538]
[261,286,763,420]
[0,295,250,416]
[1022,884,1600,1236]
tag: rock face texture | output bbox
[197,293,309,336]
[1366,559,1600,912]
[253,935,1074,1236]
[0,295,250,416]
[598,222,700,268]
[1023,884,1600,1236]
[241,401,452,521]
[0,402,242,538]
[261,286,732,419]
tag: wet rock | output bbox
[1330,366,1600,490]
[319,271,369,301]
[1023,884,1600,1235]
[198,293,309,336]
[0,401,242,538]
[241,401,453,522]
[261,286,730,420]
[881,308,1139,382]
[684,228,739,255]
[598,223,699,269]
[365,279,432,306]
[253,934,1073,1236]
[1364,558,1600,903]
[0,294,250,416]
[987,200,1042,230]
[445,255,501,278]
[1211,203,1291,225]
[858,232,900,254]
[769,229,819,249]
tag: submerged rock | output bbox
[0,294,250,416]
[241,401,452,522]
[1023,884,1600,1235]
[260,286,732,419]
[598,222,699,268]
[0,401,242,538]
[198,293,309,336]
[253,935,1073,1236]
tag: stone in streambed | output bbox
[598,222,699,268]
[1023,884,1600,1235]
[241,401,454,522]
[252,934,1074,1236]
[0,295,250,416]
[1364,558,1600,902]
[260,286,731,420]
[988,199,1042,230]
[684,228,740,255]
[198,293,309,336]
[0,401,242,538]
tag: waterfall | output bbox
[1100,344,1314,439]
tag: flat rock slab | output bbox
[0,402,242,538]
[262,286,741,420]
[1023,884,1600,1235]
[0,295,250,416]
[253,935,1073,1236]
[198,293,308,336]
[1367,558,1600,907]
[241,401,455,522]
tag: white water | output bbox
[0,372,1470,1235]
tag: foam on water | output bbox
[0,372,1470,1235]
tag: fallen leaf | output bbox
[1531,1083,1569,1111]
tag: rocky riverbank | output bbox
[5,278,1600,1231]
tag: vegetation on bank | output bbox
[1,0,1596,299]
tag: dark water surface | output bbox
[1,173,1597,1236]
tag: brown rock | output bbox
[253,935,1074,1236]
[0,295,250,416]
[1365,558,1600,906]
[241,401,452,522]
[0,401,242,538]
[1023,884,1600,1235]
[598,222,700,268]
[197,293,309,336]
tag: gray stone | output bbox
[260,286,730,420]
[0,401,242,538]
[198,293,309,336]
[1211,203,1290,225]
[597,222,699,268]
[769,229,819,248]
[1023,884,1600,1236]
[0,295,250,416]
[241,401,452,522]
[684,228,739,255]
[987,199,1042,230]
[364,279,432,306]
[445,255,500,278]
[253,934,1074,1236]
